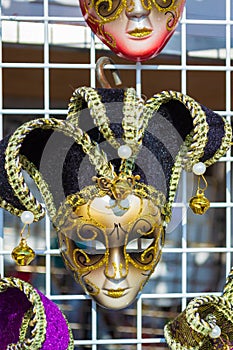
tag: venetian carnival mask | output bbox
[57,194,164,309]
[79,0,186,61]
[0,87,231,309]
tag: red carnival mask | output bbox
[79,0,186,61]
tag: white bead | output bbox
[192,162,206,176]
[21,211,34,224]
[118,145,132,159]
[209,325,221,339]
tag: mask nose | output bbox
[104,247,127,280]
[126,0,150,19]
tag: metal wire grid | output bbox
[0,1,233,348]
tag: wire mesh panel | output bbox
[0,1,232,349]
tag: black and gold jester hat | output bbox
[0,87,231,225]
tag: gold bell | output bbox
[11,238,35,266]
[189,191,210,215]
[11,211,36,266]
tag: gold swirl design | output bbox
[153,0,177,12]
[165,9,180,31]
[126,224,164,271]
[82,278,100,296]
[93,0,127,23]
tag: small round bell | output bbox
[189,192,210,215]
[11,238,36,266]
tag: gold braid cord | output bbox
[164,267,233,349]
[141,90,232,218]
[144,90,210,171]
[69,87,145,177]
[0,196,23,218]
[4,116,114,221]
[122,87,145,152]
[120,88,146,176]
[73,86,120,150]
[165,133,194,222]
[20,155,57,221]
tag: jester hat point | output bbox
[0,277,74,349]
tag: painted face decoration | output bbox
[79,0,186,61]
[57,192,164,310]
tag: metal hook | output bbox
[96,56,122,88]
[197,174,208,194]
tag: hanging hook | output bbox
[96,56,122,88]
[197,174,208,194]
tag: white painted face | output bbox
[79,0,186,61]
[58,194,164,309]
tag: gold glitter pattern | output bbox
[55,183,166,280]
[87,0,177,24]
[82,0,180,49]
[153,0,177,12]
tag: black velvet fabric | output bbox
[0,136,25,210]
[200,104,225,162]
[0,88,227,212]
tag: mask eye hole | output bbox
[126,218,156,253]
[126,237,155,253]
[75,240,106,255]
[95,0,121,18]
[73,224,106,268]
[76,224,106,254]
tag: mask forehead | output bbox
[83,194,155,226]
[79,0,186,61]
[79,194,161,243]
